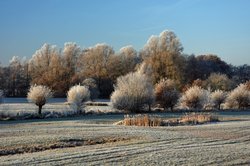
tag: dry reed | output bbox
[123,114,163,127]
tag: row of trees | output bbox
[0,30,250,98]
[111,67,250,112]
[25,68,250,116]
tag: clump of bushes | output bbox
[155,78,179,111]
[27,85,53,115]
[67,85,90,114]
[111,71,154,113]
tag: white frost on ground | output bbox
[0,115,250,165]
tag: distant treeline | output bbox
[0,30,249,98]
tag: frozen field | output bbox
[0,112,250,165]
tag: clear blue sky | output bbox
[0,0,250,66]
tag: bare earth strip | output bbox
[0,117,250,165]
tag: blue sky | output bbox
[0,0,250,65]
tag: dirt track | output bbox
[0,116,250,165]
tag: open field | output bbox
[0,112,250,165]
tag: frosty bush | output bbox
[225,83,250,109]
[27,85,53,115]
[179,86,208,110]
[111,72,154,113]
[67,85,90,114]
[210,90,227,110]
[82,78,99,101]
[155,78,179,111]
[206,73,232,91]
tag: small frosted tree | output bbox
[179,86,208,110]
[155,78,179,111]
[67,85,90,114]
[210,90,227,110]
[27,85,53,115]
[82,78,99,101]
[111,72,154,113]
[225,83,250,109]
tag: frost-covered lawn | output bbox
[0,101,115,119]
[0,115,249,165]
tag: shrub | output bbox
[155,78,179,111]
[225,83,250,109]
[179,86,208,110]
[27,85,53,115]
[111,72,154,113]
[210,90,227,110]
[82,78,100,101]
[123,114,163,126]
[67,85,90,114]
[205,73,232,91]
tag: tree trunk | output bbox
[38,105,42,115]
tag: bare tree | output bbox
[27,85,53,115]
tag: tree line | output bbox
[0,30,250,98]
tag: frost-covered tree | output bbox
[210,90,227,110]
[206,73,232,91]
[179,86,208,110]
[79,43,115,97]
[111,72,154,113]
[155,78,179,111]
[225,83,250,109]
[62,42,81,86]
[27,85,53,115]
[141,30,185,85]
[82,78,99,101]
[118,45,139,73]
[67,85,90,114]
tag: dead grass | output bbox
[116,113,219,127]
[179,112,219,125]
[123,114,163,126]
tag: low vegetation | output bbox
[122,114,163,127]
[179,113,219,124]
[116,113,219,127]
